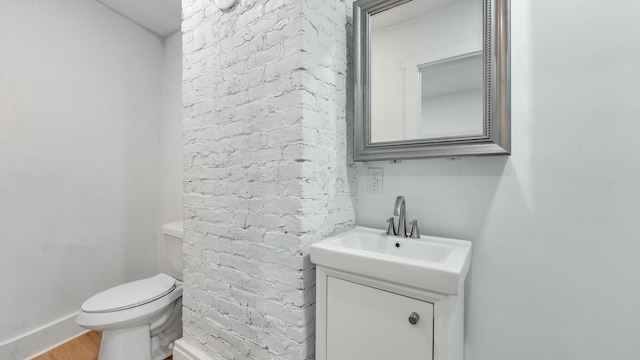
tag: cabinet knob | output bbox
[408,312,420,325]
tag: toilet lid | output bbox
[81,273,176,313]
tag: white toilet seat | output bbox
[82,273,176,313]
[76,275,183,331]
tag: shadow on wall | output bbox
[300,2,357,357]
[302,253,317,358]
[344,5,358,219]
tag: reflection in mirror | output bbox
[419,53,483,138]
[370,0,482,143]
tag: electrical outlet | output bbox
[367,167,383,193]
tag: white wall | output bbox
[158,31,184,277]
[0,0,164,356]
[160,31,184,226]
[357,0,640,359]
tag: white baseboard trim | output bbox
[0,312,85,360]
[173,338,212,360]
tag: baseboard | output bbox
[0,312,85,360]
[173,339,213,360]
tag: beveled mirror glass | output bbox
[354,0,510,161]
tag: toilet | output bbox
[76,221,184,360]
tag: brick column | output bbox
[181,0,356,358]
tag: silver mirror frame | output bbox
[353,0,511,161]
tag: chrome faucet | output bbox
[394,196,407,237]
[386,196,420,239]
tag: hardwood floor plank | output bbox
[32,331,173,360]
[33,332,100,360]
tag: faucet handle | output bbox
[386,217,396,236]
[409,219,420,239]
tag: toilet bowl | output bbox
[76,221,184,360]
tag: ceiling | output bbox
[371,0,456,30]
[97,0,182,37]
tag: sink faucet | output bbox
[394,196,407,237]
[386,196,420,239]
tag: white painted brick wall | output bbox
[181,0,356,358]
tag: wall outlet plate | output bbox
[367,168,383,193]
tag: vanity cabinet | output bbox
[326,277,434,360]
[315,267,465,360]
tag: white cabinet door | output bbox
[326,277,434,360]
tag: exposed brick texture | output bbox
[181,0,356,358]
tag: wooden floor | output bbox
[33,332,101,360]
[32,331,173,360]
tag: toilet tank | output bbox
[161,221,184,281]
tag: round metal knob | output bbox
[408,312,420,325]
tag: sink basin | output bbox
[310,226,472,295]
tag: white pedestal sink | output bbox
[310,226,472,360]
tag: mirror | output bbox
[354,0,510,161]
